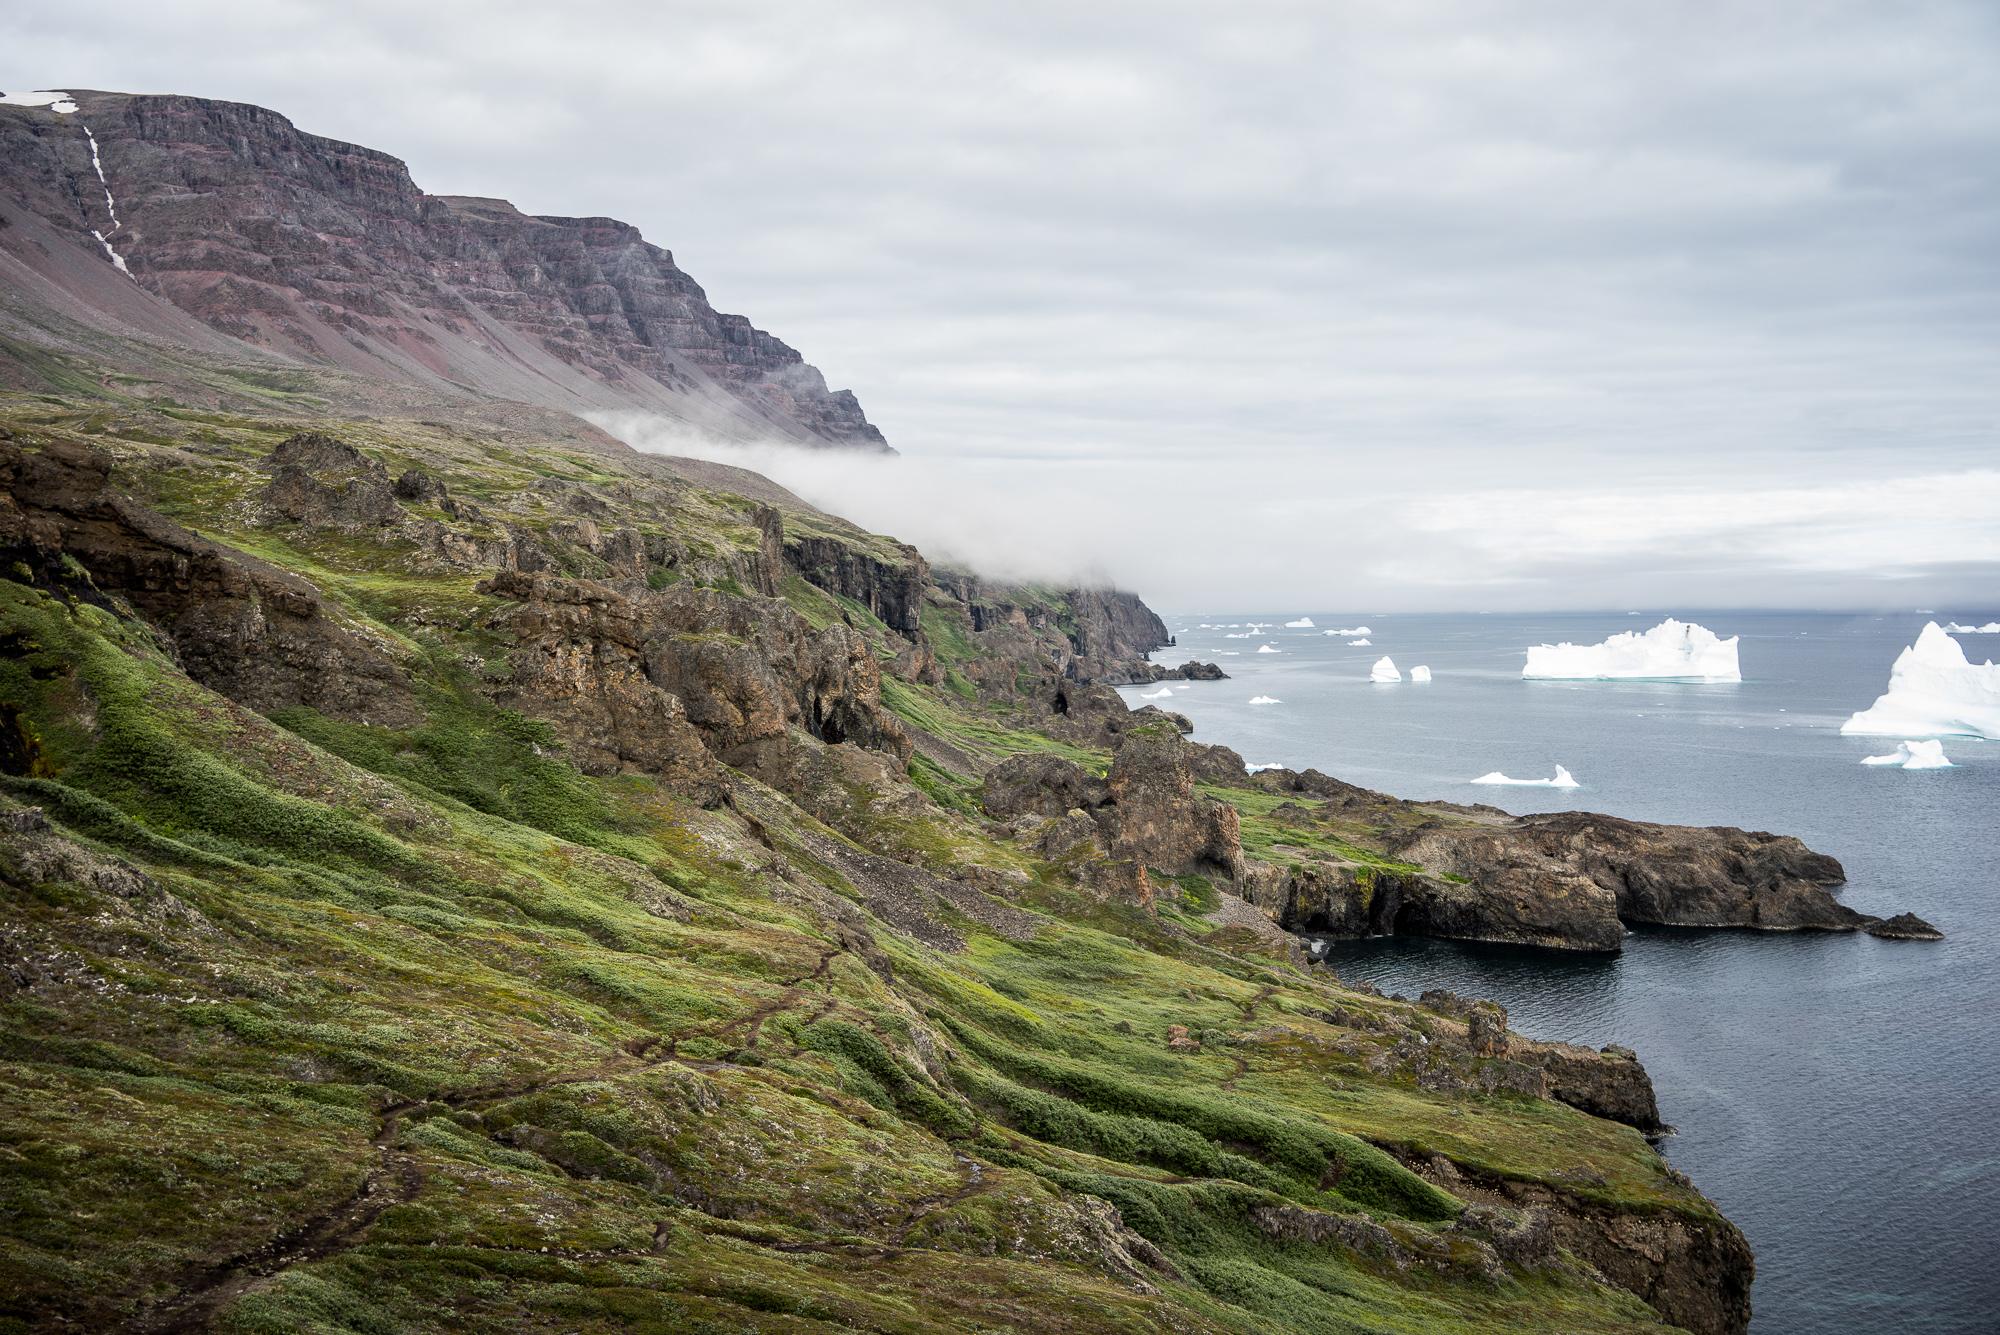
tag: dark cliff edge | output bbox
[0,92,889,449]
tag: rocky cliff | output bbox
[0,91,888,449]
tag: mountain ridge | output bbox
[0,89,890,450]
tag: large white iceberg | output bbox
[1841,623,2000,738]
[1369,656,1401,683]
[1410,665,1432,682]
[1284,616,1315,628]
[1944,621,2000,634]
[1471,766,1580,788]
[1860,740,1953,770]
[1522,618,1741,682]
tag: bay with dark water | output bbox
[1123,611,1998,1334]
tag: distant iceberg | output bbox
[1225,632,1252,639]
[1522,618,1741,682]
[1410,665,1432,682]
[1245,762,1284,773]
[1860,740,1953,770]
[1471,765,1580,788]
[1370,656,1401,683]
[1284,616,1315,628]
[1944,621,2000,634]
[1323,625,1372,637]
[1257,644,1281,654]
[1139,686,1174,700]
[1249,695,1282,705]
[1347,637,1372,646]
[1841,623,2000,738]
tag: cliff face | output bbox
[0,92,888,449]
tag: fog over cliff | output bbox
[11,0,2000,608]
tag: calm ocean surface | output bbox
[1124,611,1998,1335]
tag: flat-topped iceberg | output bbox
[1323,625,1372,637]
[1842,623,2000,738]
[1369,656,1401,683]
[1860,740,1953,770]
[1471,765,1580,788]
[1284,616,1314,628]
[1410,665,1432,682]
[1944,621,2000,634]
[1248,695,1281,705]
[1522,618,1741,682]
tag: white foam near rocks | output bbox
[1842,623,2000,738]
[1284,616,1315,628]
[1471,765,1580,788]
[1,91,79,113]
[1860,740,1953,770]
[1522,618,1741,682]
[1944,621,2000,633]
[1369,656,1401,683]
[1410,665,1432,682]
[1257,644,1281,654]
[1249,695,1282,705]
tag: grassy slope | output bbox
[0,393,1702,1333]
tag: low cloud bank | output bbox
[593,412,2000,612]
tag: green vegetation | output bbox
[0,394,1706,1332]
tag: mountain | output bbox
[0,85,1931,1335]
[0,90,889,450]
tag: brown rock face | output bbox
[0,93,888,450]
[0,436,418,727]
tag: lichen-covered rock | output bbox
[257,433,403,528]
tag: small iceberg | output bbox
[1842,623,2000,738]
[1370,656,1402,683]
[1323,625,1372,637]
[1860,740,1953,770]
[1249,695,1282,706]
[1523,618,1741,682]
[1245,762,1284,773]
[1944,621,2000,634]
[1138,686,1174,700]
[1410,665,1432,682]
[1257,644,1281,654]
[1347,637,1372,646]
[1471,766,1580,788]
[1284,616,1315,628]
[1225,632,1252,638]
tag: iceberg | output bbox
[1248,695,1282,705]
[1471,766,1580,788]
[1138,686,1174,700]
[1347,638,1371,646]
[1257,644,1281,654]
[1284,616,1315,628]
[1860,740,1953,770]
[1245,762,1284,773]
[1369,656,1401,683]
[1944,621,2000,634]
[1410,665,1432,682]
[1841,623,2000,738]
[1323,625,1372,637]
[1522,618,1741,681]
[1225,632,1252,638]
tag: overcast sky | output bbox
[8,1,2000,610]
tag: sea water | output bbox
[1126,611,1999,1334]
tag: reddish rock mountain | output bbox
[0,90,888,450]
